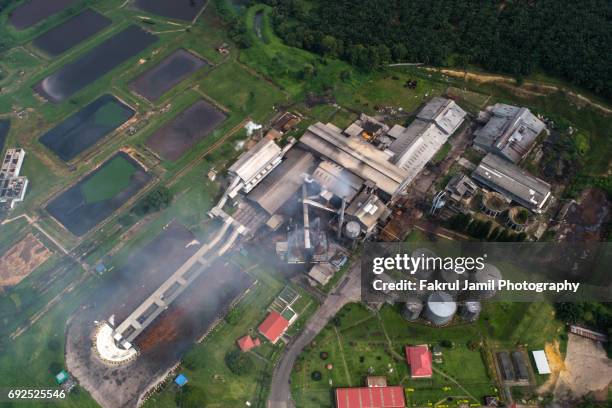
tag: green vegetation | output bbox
[225,349,255,375]
[80,155,136,203]
[266,0,611,100]
[292,303,498,408]
[132,186,173,216]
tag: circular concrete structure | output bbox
[94,322,137,365]
[425,291,457,326]
[482,191,509,216]
[460,301,482,322]
[472,263,502,299]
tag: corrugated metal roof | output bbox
[247,148,316,215]
[229,138,282,183]
[472,153,551,211]
[299,122,408,195]
[474,104,545,163]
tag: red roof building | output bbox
[335,386,405,408]
[258,311,289,344]
[236,335,260,352]
[405,345,433,378]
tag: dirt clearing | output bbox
[0,234,52,288]
[539,334,612,402]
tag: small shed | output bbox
[175,374,188,387]
[55,370,69,385]
[532,350,551,374]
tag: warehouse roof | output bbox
[389,98,465,178]
[229,138,283,183]
[474,104,545,163]
[312,160,363,202]
[472,153,551,212]
[299,122,408,196]
[248,148,316,215]
[335,386,406,408]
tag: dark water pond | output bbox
[46,151,151,236]
[35,25,158,103]
[129,48,207,102]
[33,9,111,56]
[39,94,134,162]
[0,119,9,152]
[146,99,226,162]
[9,0,75,30]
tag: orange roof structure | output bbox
[335,386,406,408]
[258,311,289,344]
[405,345,433,378]
[236,335,260,352]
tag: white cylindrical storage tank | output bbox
[471,263,502,299]
[401,296,424,321]
[344,221,361,240]
[460,301,481,322]
[425,291,457,326]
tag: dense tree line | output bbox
[263,0,611,99]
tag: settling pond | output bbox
[33,9,112,57]
[35,25,158,103]
[39,94,134,162]
[133,0,207,21]
[46,151,151,236]
[130,48,207,102]
[0,120,9,152]
[146,99,226,162]
[9,0,74,30]
[65,221,253,407]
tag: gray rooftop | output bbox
[248,148,316,215]
[474,103,545,163]
[229,138,283,185]
[389,98,466,177]
[299,122,408,196]
[472,153,551,212]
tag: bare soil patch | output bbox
[552,334,612,402]
[0,233,51,288]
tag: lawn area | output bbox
[478,302,564,349]
[0,268,100,408]
[80,154,137,203]
[199,60,287,122]
[292,303,498,408]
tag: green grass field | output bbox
[80,154,136,203]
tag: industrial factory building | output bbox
[388,97,466,172]
[0,148,29,209]
[474,103,546,163]
[472,153,551,213]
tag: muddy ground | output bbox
[0,233,51,288]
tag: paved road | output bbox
[267,264,361,408]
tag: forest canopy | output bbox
[264,0,612,100]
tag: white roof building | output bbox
[532,350,551,374]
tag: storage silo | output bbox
[425,291,457,326]
[460,301,481,322]
[401,296,424,321]
[471,263,502,299]
[344,221,361,240]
